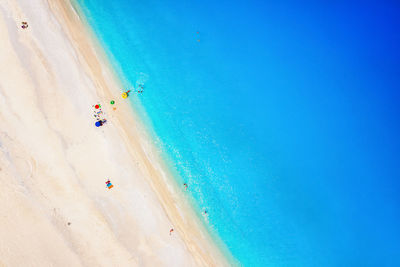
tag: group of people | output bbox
[122,84,145,98]
[169,183,208,236]
[93,104,107,127]
[21,21,28,29]
[93,93,209,238]
[182,183,209,216]
[137,84,144,94]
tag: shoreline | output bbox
[0,0,233,265]
[49,0,235,266]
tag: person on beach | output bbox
[169,228,174,235]
[183,183,188,190]
[95,119,107,127]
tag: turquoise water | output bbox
[76,0,400,266]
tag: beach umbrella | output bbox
[110,100,115,105]
[95,121,102,127]
[95,104,100,109]
[122,92,128,99]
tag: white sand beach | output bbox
[0,0,231,266]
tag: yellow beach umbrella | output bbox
[122,92,128,99]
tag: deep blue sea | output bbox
[76,0,400,265]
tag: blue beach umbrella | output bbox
[95,121,102,127]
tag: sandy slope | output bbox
[0,0,231,266]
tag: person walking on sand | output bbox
[169,228,174,235]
